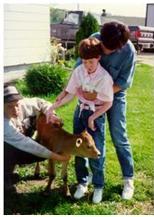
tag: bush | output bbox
[64,58,76,69]
[50,37,66,64]
[75,12,100,47]
[15,79,30,96]
[65,47,76,60]
[25,63,69,95]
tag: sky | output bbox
[2,0,154,18]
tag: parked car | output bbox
[128,25,154,53]
[50,10,102,48]
[50,11,84,48]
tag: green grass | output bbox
[4,64,154,214]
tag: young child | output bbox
[46,37,113,203]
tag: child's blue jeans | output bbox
[73,105,106,188]
[74,94,134,188]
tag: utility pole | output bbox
[77,3,80,10]
[101,9,107,25]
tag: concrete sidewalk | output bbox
[137,52,154,66]
[4,64,30,83]
[4,71,26,83]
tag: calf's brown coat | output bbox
[36,113,100,195]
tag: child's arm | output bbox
[47,68,79,123]
[56,90,68,102]
[113,84,122,93]
[88,101,112,131]
[52,93,74,110]
[56,68,79,102]
[46,93,74,123]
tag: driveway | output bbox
[137,52,154,66]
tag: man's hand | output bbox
[88,115,96,131]
[46,106,61,124]
[50,152,71,161]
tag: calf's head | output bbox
[74,130,101,159]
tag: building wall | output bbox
[145,4,154,27]
[4,4,51,67]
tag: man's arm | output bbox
[22,97,52,116]
[114,46,136,90]
[4,119,69,161]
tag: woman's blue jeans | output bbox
[74,93,134,188]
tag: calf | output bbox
[36,113,100,196]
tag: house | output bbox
[4,4,51,82]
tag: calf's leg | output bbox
[44,159,56,195]
[34,162,40,178]
[61,161,71,197]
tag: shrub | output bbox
[64,58,76,69]
[50,37,66,64]
[65,47,76,60]
[50,8,65,24]
[15,79,30,96]
[75,12,99,47]
[25,63,69,95]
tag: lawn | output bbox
[4,64,154,215]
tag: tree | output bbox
[50,8,66,24]
[75,12,100,46]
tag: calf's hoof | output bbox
[61,186,71,198]
[34,173,41,180]
[43,188,52,196]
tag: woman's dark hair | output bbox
[78,37,103,59]
[100,22,130,50]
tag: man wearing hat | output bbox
[4,84,70,191]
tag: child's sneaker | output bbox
[92,188,103,204]
[74,184,88,199]
[122,178,134,200]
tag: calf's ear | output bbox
[76,138,83,147]
[81,130,88,135]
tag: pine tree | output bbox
[75,12,100,46]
